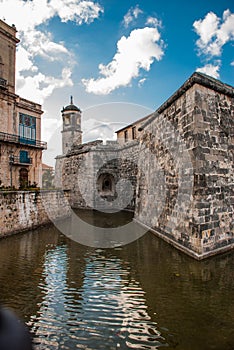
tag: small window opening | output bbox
[132,126,136,139]
[124,130,128,142]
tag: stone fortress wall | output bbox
[55,72,234,259]
[55,139,139,212]
[0,190,71,238]
[135,75,234,258]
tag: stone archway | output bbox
[97,173,115,195]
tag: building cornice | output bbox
[16,97,43,115]
[0,20,20,44]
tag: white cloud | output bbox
[138,78,146,87]
[21,30,69,62]
[193,9,234,57]
[82,119,124,143]
[146,17,162,28]
[0,0,103,31]
[82,26,164,95]
[196,63,220,79]
[193,12,219,49]
[41,118,61,144]
[16,46,38,73]
[123,5,143,28]
[16,67,73,104]
[231,61,234,66]
[54,0,104,24]
[0,0,103,103]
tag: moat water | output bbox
[0,210,233,350]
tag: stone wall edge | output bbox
[134,219,234,260]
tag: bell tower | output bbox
[61,96,82,155]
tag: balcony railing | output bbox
[0,131,47,149]
[11,155,32,165]
[0,77,7,89]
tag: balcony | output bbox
[11,155,32,166]
[0,77,7,89]
[0,131,47,149]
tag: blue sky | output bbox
[1,0,233,165]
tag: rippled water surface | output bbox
[0,210,233,350]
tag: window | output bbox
[124,130,128,142]
[19,113,36,145]
[132,126,136,140]
[64,116,70,125]
[0,56,6,88]
[20,150,30,164]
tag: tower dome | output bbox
[62,96,81,113]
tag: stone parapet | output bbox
[0,190,71,238]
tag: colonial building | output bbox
[55,72,234,259]
[0,20,46,188]
[115,113,152,144]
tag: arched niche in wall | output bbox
[97,173,115,195]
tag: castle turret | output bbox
[61,96,82,154]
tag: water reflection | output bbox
[30,246,69,348]
[29,245,165,349]
[0,211,233,350]
[0,227,60,321]
[57,209,146,248]
[77,253,165,349]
